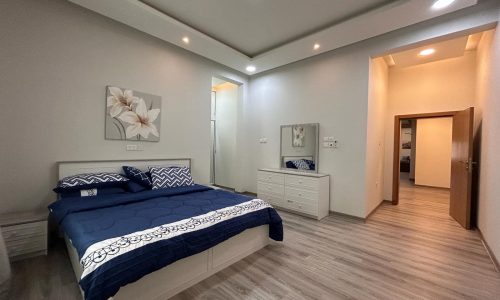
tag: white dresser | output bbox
[257,168,330,220]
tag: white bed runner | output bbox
[80,199,270,279]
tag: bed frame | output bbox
[57,159,270,300]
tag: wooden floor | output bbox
[6,184,500,300]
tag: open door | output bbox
[450,107,474,229]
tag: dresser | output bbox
[0,211,48,261]
[257,168,330,220]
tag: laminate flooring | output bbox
[7,184,500,299]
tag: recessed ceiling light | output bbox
[246,65,256,72]
[182,36,189,44]
[313,43,320,50]
[431,0,455,10]
[419,48,436,56]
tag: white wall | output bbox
[247,2,499,218]
[214,83,238,188]
[365,57,388,216]
[415,117,453,188]
[248,47,370,217]
[475,27,500,267]
[0,0,248,214]
[383,52,477,200]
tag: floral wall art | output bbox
[105,86,161,142]
[292,125,305,147]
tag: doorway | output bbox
[392,109,474,229]
[210,77,239,190]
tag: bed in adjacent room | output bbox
[48,159,283,300]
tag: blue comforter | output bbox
[48,185,283,300]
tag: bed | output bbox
[49,159,283,300]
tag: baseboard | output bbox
[329,210,364,222]
[328,200,391,222]
[212,184,235,192]
[364,200,391,221]
[477,228,500,273]
[241,191,257,197]
[413,184,450,190]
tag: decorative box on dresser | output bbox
[0,211,48,261]
[257,168,330,220]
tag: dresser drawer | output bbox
[2,221,47,242]
[285,187,319,203]
[285,174,319,190]
[258,193,284,207]
[284,198,317,216]
[257,182,284,197]
[258,171,285,185]
[6,235,47,258]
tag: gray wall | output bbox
[0,0,248,213]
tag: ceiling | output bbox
[141,0,395,57]
[385,32,483,68]
[388,36,469,68]
[68,0,481,75]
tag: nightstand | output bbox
[0,211,48,261]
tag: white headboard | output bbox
[57,158,191,179]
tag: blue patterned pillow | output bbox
[292,159,310,170]
[125,181,148,193]
[149,166,195,189]
[123,166,152,187]
[53,173,129,193]
[303,159,315,170]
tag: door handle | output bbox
[459,160,477,170]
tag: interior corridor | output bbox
[398,172,451,224]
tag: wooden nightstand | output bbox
[0,210,48,261]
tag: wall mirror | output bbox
[280,123,319,173]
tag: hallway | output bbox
[397,173,452,225]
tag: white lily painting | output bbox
[105,86,161,142]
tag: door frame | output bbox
[392,111,458,205]
[211,75,244,191]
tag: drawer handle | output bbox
[287,200,293,203]
[298,193,303,197]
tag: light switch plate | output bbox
[323,141,337,148]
